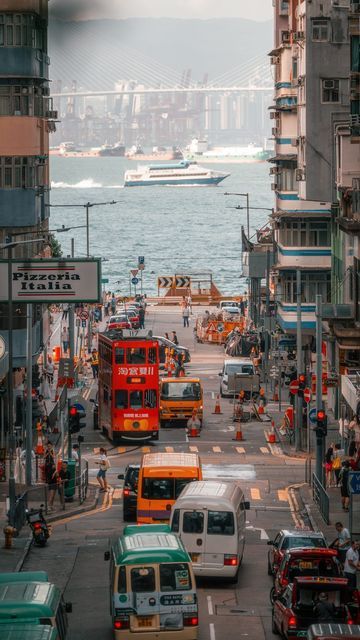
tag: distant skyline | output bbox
[50,0,272,22]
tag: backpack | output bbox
[333,455,342,470]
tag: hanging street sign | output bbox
[303,388,312,404]
[80,310,89,320]
[289,380,299,395]
[175,275,191,288]
[131,277,139,285]
[101,277,109,284]
[158,276,174,288]
[0,258,101,303]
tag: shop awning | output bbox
[267,155,297,163]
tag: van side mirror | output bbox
[104,551,110,561]
[244,501,250,510]
[118,474,124,480]
[267,540,274,546]
[65,602,72,613]
[89,398,95,403]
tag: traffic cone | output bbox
[234,419,244,441]
[35,424,44,456]
[268,420,276,444]
[212,394,222,415]
[188,414,200,438]
[258,399,265,415]
[273,383,279,402]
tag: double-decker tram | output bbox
[98,331,160,442]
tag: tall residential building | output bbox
[0,1,54,439]
[269,0,349,345]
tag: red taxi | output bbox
[268,530,327,576]
[107,315,131,330]
[272,577,360,638]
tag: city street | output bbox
[22,305,306,640]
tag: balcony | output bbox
[277,243,331,269]
[0,49,50,80]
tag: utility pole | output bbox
[295,268,302,451]
[69,238,75,360]
[7,246,16,524]
[315,294,325,484]
[25,303,33,486]
[264,248,271,391]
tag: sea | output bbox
[50,157,273,297]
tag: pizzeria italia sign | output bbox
[0,258,101,303]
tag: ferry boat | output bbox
[124,160,230,187]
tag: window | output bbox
[183,511,204,534]
[103,387,109,404]
[148,347,157,364]
[143,478,173,500]
[129,390,142,409]
[280,221,330,247]
[312,19,329,42]
[144,389,157,409]
[160,382,201,401]
[0,13,44,48]
[0,156,42,188]
[175,478,196,498]
[114,347,125,364]
[171,509,180,532]
[281,273,331,304]
[160,563,191,592]
[131,567,155,593]
[127,347,146,364]
[207,511,234,536]
[117,565,126,593]
[322,79,340,103]
[115,390,127,409]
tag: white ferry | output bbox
[124,160,230,187]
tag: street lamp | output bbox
[49,200,120,257]
[0,237,46,524]
[224,192,250,238]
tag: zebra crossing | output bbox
[116,444,273,455]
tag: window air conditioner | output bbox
[323,80,335,89]
[272,127,279,136]
[295,168,305,181]
[281,30,290,43]
[45,110,58,120]
[271,183,278,191]
[291,138,299,146]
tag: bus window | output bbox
[160,564,191,592]
[117,565,126,593]
[115,347,125,364]
[148,347,157,364]
[143,478,173,500]
[144,389,157,408]
[131,567,155,593]
[130,390,142,409]
[127,348,146,364]
[175,478,196,499]
[171,509,180,532]
[115,390,128,409]
[103,387,110,404]
[207,511,234,536]
[183,511,204,534]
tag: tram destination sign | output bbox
[0,258,101,303]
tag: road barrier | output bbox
[311,472,329,525]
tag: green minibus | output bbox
[0,623,58,639]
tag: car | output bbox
[272,548,341,603]
[153,336,191,365]
[267,530,327,577]
[107,315,132,330]
[118,464,140,522]
[222,306,242,316]
[124,309,140,328]
[272,577,360,638]
[219,358,258,398]
[218,300,240,310]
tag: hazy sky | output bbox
[50,1,272,22]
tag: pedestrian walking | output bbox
[61,326,69,354]
[139,306,145,329]
[45,356,54,385]
[186,290,192,313]
[165,332,170,340]
[339,460,350,511]
[89,348,99,378]
[182,305,190,328]
[62,303,69,321]
[344,541,360,588]
[48,461,70,511]
[104,299,110,317]
[330,522,351,564]
[172,331,179,345]
[324,444,334,488]
[332,443,344,486]
[111,293,116,315]
[95,447,110,492]
[175,352,185,377]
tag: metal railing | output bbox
[312,472,330,525]
[78,460,88,504]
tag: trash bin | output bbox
[64,458,76,501]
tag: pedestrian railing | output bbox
[78,460,88,504]
[311,472,330,525]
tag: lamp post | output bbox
[1,237,46,523]
[224,192,250,238]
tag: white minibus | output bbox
[170,480,249,582]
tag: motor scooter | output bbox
[26,504,51,547]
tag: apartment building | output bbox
[269,0,349,338]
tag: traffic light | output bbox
[315,409,327,437]
[69,406,80,434]
[298,373,306,398]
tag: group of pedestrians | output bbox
[323,428,360,512]
[330,522,360,588]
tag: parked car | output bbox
[272,577,359,638]
[153,336,191,365]
[267,529,327,576]
[118,464,140,522]
[217,300,240,310]
[107,314,131,330]
[272,548,341,603]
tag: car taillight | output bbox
[183,615,198,627]
[288,616,297,628]
[123,489,130,496]
[34,522,42,530]
[224,555,238,566]
[280,572,288,587]
[114,616,130,630]
[347,618,354,625]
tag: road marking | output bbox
[207,595,214,616]
[260,447,270,454]
[212,446,221,453]
[246,525,269,540]
[189,446,198,452]
[236,447,245,454]
[250,487,261,500]
[211,391,215,400]
[112,488,123,499]
[117,447,126,454]
[210,622,216,640]
[278,489,289,502]
[165,446,174,453]
[142,446,151,453]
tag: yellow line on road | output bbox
[212,446,222,453]
[117,447,126,454]
[250,487,261,500]
[165,446,174,453]
[189,446,198,452]
[278,490,289,502]
[236,447,245,454]
[260,447,270,454]
[142,446,151,453]
[112,488,123,499]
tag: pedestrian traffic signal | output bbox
[315,409,327,437]
[298,373,306,398]
[69,406,80,434]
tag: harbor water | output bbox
[50,156,272,296]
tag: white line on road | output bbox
[209,622,216,640]
[207,595,214,616]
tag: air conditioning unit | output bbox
[270,111,279,120]
[272,127,279,136]
[270,167,280,175]
[47,121,56,133]
[271,183,278,191]
[294,30,305,40]
[42,87,50,96]
[295,168,305,181]
[291,138,299,146]
[45,110,58,120]
[298,75,305,86]
[281,30,290,43]
[323,79,335,89]
[270,56,280,65]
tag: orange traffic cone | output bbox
[234,421,244,441]
[273,383,279,402]
[212,394,222,415]
[35,426,44,455]
[258,399,265,415]
[188,413,200,438]
[268,420,276,444]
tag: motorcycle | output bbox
[26,504,51,547]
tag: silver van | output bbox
[219,358,259,398]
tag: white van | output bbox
[218,300,239,310]
[170,480,249,582]
[219,358,259,398]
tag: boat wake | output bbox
[51,178,124,189]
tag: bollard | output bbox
[3,525,17,549]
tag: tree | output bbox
[48,233,62,257]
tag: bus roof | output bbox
[141,452,201,471]
[0,582,61,621]
[113,524,190,566]
[173,480,243,509]
[0,572,49,585]
[99,331,158,346]
[160,377,201,384]
[0,624,58,640]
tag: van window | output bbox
[183,511,204,534]
[131,567,155,592]
[225,364,251,375]
[242,365,254,375]
[117,565,126,593]
[160,564,191,591]
[207,511,234,535]
[171,509,180,532]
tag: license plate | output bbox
[299,561,313,569]
[297,633,307,638]
[190,553,200,562]
[138,617,154,628]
